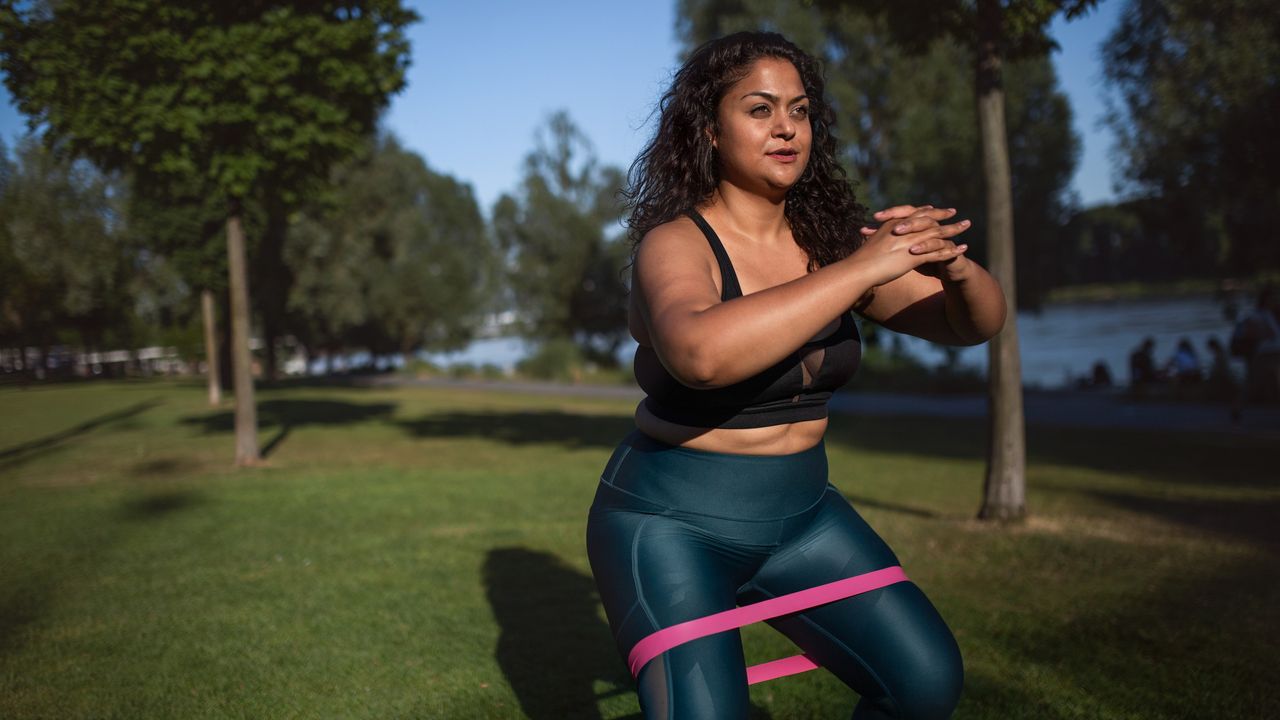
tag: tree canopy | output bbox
[0,138,135,353]
[286,135,493,357]
[492,112,630,366]
[1103,0,1280,274]
[0,0,416,204]
[678,0,1080,307]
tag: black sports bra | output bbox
[633,210,861,429]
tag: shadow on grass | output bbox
[128,456,197,478]
[825,414,1275,490]
[483,547,775,720]
[1,486,205,659]
[181,399,398,458]
[0,398,164,474]
[399,411,635,450]
[484,547,639,720]
[979,549,1278,718]
[841,493,939,519]
[1088,491,1280,551]
[119,489,204,520]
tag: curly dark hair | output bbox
[624,31,867,270]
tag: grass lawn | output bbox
[1,379,1276,719]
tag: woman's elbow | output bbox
[658,341,725,389]
[670,350,723,389]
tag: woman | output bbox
[586,32,1005,719]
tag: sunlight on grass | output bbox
[1,379,1276,719]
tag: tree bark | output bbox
[257,203,290,383]
[226,200,260,466]
[976,0,1026,522]
[201,288,221,406]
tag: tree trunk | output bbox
[975,1,1026,522]
[218,291,233,392]
[201,288,222,406]
[226,200,260,466]
[256,203,290,383]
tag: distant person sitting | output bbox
[1076,360,1113,390]
[1129,337,1159,388]
[1165,338,1202,385]
[1091,360,1113,388]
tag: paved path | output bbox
[367,376,1280,436]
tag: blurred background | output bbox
[2,1,1277,719]
[3,0,1275,396]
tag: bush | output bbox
[515,338,585,382]
[402,358,442,379]
[848,346,986,395]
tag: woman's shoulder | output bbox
[635,214,712,264]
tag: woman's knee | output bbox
[896,654,963,719]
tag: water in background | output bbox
[887,295,1238,388]
[422,295,1239,390]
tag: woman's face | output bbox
[712,57,812,197]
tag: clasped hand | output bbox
[852,204,972,286]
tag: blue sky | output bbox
[0,0,1123,213]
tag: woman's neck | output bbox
[704,183,790,245]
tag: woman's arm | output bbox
[856,206,1006,345]
[635,213,970,388]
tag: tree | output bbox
[677,2,1079,309]
[872,0,1095,523]
[285,134,493,360]
[0,137,134,370]
[1103,0,1280,275]
[492,112,630,368]
[1,1,417,464]
[677,1,1092,521]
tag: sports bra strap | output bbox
[627,565,910,684]
[687,209,743,300]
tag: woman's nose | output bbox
[773,115,795,139]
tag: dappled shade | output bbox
[0,398,162,473]
[397,410,635,450]
[180,398,398,458]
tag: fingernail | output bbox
[894,224,908,233]
[958,244,968,251]
[910,244,923,253]
[960,219,970,226]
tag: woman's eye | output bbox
[750,105,770,116]
[792,105,809,118]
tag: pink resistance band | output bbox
[628,565,910,685]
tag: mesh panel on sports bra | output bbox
[800,346,824,388]
[634,210,862,429]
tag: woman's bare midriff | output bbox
[634,399,828,456]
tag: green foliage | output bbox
[678,1,1080,307]
[0,138,138,350]
[799,0,1097,59]
[515,337,587,382]
[1103,0,1280,274]
[0,1,417,204]
[848,344,988,394]
[285,134,494,355]
[492,112,630,366]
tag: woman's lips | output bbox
[767,150,798,163]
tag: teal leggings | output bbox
[585,431,963,719]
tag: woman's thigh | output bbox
[738,488,964,720]
[588,503,766,719]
